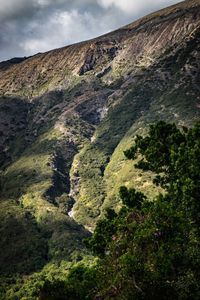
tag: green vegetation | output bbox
[72,27,200,228]
[73,85,155,228]
[0,6,199,297]
[0,200,47,276]
[0,125,90,299]
[2,256,95,300]
[73,73,199,228]
[40,121,200,299]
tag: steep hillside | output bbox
[0,0,200,297]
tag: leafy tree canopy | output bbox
[39,121,200,300]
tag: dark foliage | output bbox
[40,121,200,300]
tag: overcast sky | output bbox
[0,0,182,61]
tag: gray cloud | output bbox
[97,0,180,14]
[0,0,181,61]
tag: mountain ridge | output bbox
[0,0,199,98]
[0,0,199,68]
[0,0,200,297]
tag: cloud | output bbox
[97,0,180,14]
[0,0,37,21]
[0,0,181,61]
[19,8,118,55]
[21,9,104,54]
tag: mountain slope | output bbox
[0,0,200,297]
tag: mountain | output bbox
[0,0,200,297]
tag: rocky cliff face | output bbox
[0,0,199,98]
[0,0,200,295]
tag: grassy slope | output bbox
[0,6,199,298]
[72,28,200,228]
[72,83,154,228]
[0,120,91,299]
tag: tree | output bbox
[39,121,200,300]
[87,121,200,299]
